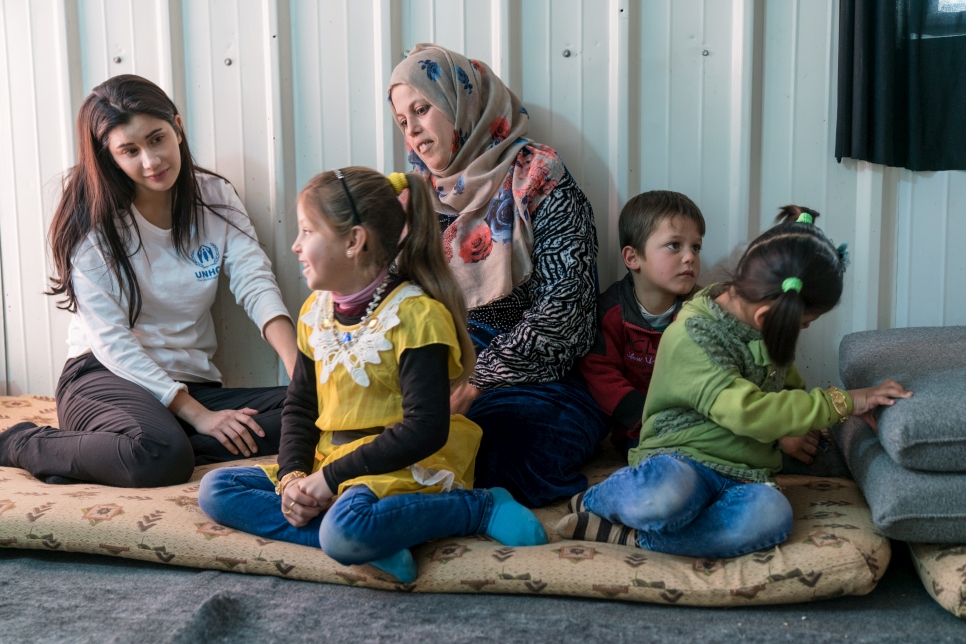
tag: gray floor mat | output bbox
[1,542,962,644]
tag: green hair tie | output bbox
[797,212,814,224]
[782,277,803,293]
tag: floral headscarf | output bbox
[389,43,565,309]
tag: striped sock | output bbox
[568,491,587,513]
[554,512,639,547]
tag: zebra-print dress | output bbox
[439,171,599,390]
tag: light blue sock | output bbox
[483,488,548,546]
[368,548,417,584]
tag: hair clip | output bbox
[837,242,850,272]
[796,212,814,224]
[333,169,362,226]
[387,172,409,196]
[782,277,803,293]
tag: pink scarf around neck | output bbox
[332,266,390,314]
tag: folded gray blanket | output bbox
[833,326,966,542]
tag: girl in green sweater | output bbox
[557,207,911,558]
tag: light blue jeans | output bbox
[197,467,496,565]
[582,454,793,558]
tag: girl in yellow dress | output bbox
[199,167,547,583]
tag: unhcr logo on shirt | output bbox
[190,243,221,281]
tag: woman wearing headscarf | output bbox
[388,44,606,507]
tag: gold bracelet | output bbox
[275,470,307,496]
[825,386,850,421]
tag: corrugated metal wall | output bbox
[1,0,963,398]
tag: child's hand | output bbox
[847,379,913,431]
[299,471,336,509]
[280,477,322,528]
[780,430,821,464]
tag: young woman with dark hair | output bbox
[0,74,297,487]
[558,206,912,558]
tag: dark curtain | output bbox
[836,0,966,171]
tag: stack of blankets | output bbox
[831,326,966,617]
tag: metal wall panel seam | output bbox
[62,0,84,123]
[99,0,110,86]
[490,0,510,83]
[940,171,949,324]
[270,0,300,322]
[787,0,799,199]
[310,1,325,173]
[607,0,629,277]
[46,0,79,390]
[233,2,247,202]
[852,161,884,332]
[821,0,834,227]
[728,0,753,248]
[54,0,77,174]
[894,171,913,327]
[157,0,175,95]
[1,0,46,393]
[373,0,396,174]
[941,171,966,325]
[663,2,671,188]
[24,1,49,393]
[696,0,706,202]
[880,166,900,329]
[0,256,5,393]
[342,0,354,164]
[0,2,17,395]
[261,0,291,383]
[127,0,137,75]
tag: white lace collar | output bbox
[301,283,423,387]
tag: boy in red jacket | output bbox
[579,191,704,455]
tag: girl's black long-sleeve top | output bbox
[275,304,451,494]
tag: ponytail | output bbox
[396,173,476,385]
[759,290,806,366]
[730,206,845,367]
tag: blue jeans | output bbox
[583,455,794,558]
[198,467,496,565]
[467,321,608,508]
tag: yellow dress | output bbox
[262,282,482,499]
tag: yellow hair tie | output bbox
[387,172,409,195]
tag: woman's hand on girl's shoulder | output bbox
[847,379,913,431]
[281,477,323,527]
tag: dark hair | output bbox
[298,167,475,384]
[618,190,706,252]
[729,205,846,366]
[47,74,236,326]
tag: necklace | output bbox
[319,274,392,346]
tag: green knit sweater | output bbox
[627,285,853,482]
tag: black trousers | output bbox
[6,353,286,487]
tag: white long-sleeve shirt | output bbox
[66,173,291,406]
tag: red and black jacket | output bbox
[578,273,687,443]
